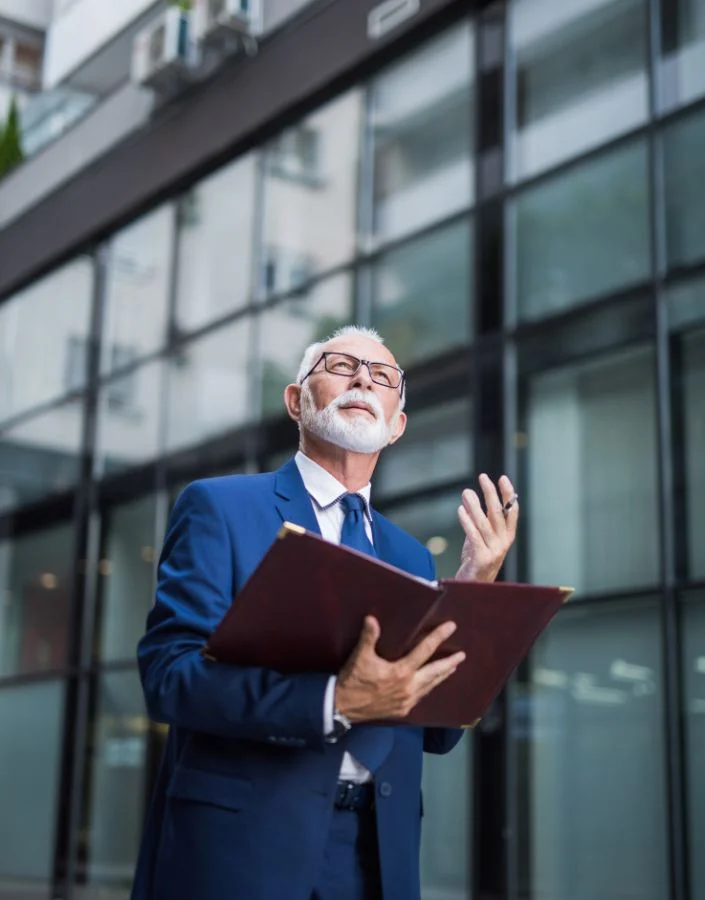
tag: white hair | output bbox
[295,325,406,409]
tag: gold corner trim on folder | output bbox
[559,586,576,602]
[277,521,307,539]
[461,718,481,729]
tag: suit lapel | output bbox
[273,458,322,536]
[371,511,408,571]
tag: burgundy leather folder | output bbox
[204,523,573,728]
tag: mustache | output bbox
[328,390,384,419]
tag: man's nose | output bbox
[350,363,374,389]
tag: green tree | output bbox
[0,96,24,179]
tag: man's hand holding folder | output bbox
[335,617,466,724]
[204,526,572,729]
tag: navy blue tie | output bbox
[338,493,393,773]
[339,493,376,557]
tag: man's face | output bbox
[294,335,407,454]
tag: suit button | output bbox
[378,782,392,798]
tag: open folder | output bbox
[204,523,573,728]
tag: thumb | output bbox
[358,615,381,652]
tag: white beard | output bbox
[300,387,397,454]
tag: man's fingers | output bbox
[479,473,506,533]
[461,488,495,546]
[403,620,457,670]
[414,652,466,698]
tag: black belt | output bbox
[333,781,375,812]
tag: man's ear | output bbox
[284,383,303,423]
[387,410,407,446]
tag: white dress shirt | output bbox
[294,450,373,784]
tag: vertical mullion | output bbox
[647,0,690,898]
[471,7,509,899]
[355,85,377,326]
[51,243,108,900]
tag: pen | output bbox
[502,493,519,517]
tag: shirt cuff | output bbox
[323,675,337,737]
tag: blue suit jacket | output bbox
[131,458,463,900]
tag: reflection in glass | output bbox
[175,155,257,332]
[385,493,470,898]
[80,670,149,898]
[664,110,705,269]
[95,360,164,477]
[514,141,650,320]
[262,91,362,295]
[371,23,474,242]
[661,0,705,110]
[514,599,667,900]
[97,496,159,663]
[257,274,353,418]
[509,0,648,180]
[0,680,65,899]
[102,206,175,375]
[0,523,74,677]
[525,347,659,594]
[680,594,705,900]
[0,256,93,424]
[165,318,252,453]
[371,219,472,368]
[375,398,472,499]
[0,396,83,513]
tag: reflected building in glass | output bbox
[0,0,703,899]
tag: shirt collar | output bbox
[294,450,372,520]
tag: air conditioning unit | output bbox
[131,7,195,92]
[192,0,261,47]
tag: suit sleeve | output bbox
[137,481,329,748]
[421,546,465,756]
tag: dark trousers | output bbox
[311,808,383,900]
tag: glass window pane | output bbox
[514,141,650,321]
[80,670,149,898]
[370,218,473,368]
[175,154,257,332]
[97,496,158,663]
[95,360,164,477]
[524,347,660,594]
[0,680,65,899]
[262,91,362,296]
[664,110,705,269]
[0,523,74,677]
[371,23,474,243]
[681,593,705,900]
[0,397,84,513]
[257,273,354,419]
[385,493,470,897]
[514,599,668,900]
[102,206,175,375]
[0,256,93,423]
[509,0,648,181]
[375,397,472,499]
[165,318,252,453]
[661,0,705,110]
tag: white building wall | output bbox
[0,0,53,31]
[42,0,160,89]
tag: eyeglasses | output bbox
[300,352,405,390]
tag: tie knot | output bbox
[340,493,367,516]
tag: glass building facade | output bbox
[0,0,704,898]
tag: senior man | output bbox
[131,325,519,900]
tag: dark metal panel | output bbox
[0,0,474,301]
